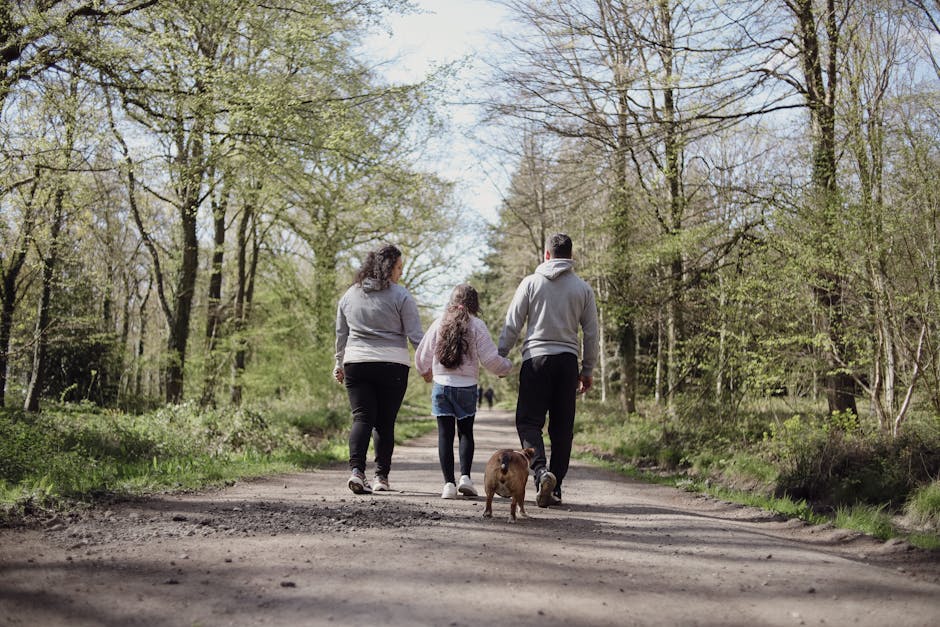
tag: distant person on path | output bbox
[477,385,484,408]
[415,284,512,499]
[498,233,599,507]
[483,387,495,409]
[334,244,424,495]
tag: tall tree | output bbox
[490,0,765,411]
[23,72,80,412]
[0,0,157,405]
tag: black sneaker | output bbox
[549,487,562,506]
[536,471,556,508]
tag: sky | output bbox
[362,0,512,226]
[360,0,516,308]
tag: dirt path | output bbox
[2,409,938,626]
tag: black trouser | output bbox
[515,353,578,489]
[344,362,409,476]
[436,415,475,484]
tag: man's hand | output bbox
[578,375,593,394]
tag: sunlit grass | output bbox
[835,504,894,540]
[0,400,436,519]
[905,480,940,529]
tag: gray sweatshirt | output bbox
[334,278,424,368]
[497,258,600,377]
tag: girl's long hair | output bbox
[354,244,401,289]
[436,284,480,369]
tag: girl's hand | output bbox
[333,367,344,383]
[422,371,433,382]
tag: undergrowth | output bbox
[0,399,435,521]
[574,398,940,550]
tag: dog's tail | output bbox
[499,451,512,473]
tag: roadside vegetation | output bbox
[572,399,940,550]
[0,384,436,523]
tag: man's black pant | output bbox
[344,361,409,476]
[515,353,578,488]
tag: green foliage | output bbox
[905,481,940,531]
[0,400,349,515]
[766,415,940,509]
[394,416,437,443]
[573,397,940,546]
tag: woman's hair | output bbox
[354,244,401,289]
[436,284,480,369]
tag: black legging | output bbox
[436,415,475,484]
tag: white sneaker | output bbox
[441,482,458,499]
[372,475,390,491]
[457,475,478,497]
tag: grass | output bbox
[0,400,437,521]
[834,504,894,541]
[905,480,940,529]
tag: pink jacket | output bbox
[415,315,512,385]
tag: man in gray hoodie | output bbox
[498,233,600,507]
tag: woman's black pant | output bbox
[343,362,409,477]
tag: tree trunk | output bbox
[24,186,65,412]
[201,186,228,408]
[135,283,151,399]
[231,196,259,405]
[655,306,664,404]
[598,302,607,403]
[617,321,637,414]
[165,199,199,404]
[716,272,727,400]
[164,101,206,404]
[794,0,858,416]
[118,272,132,403]
[660,0,684,411]
[0,281,17,408]
[0,171,39,406]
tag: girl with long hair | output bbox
[335,244,424,494]
[415,284,512,498]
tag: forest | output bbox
[1,1,939,542]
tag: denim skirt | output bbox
[431,383,478,419]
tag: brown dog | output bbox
[483,448,535,522]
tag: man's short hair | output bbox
[546,233,572,259]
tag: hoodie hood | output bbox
[535,258,574,280]
[361,277,386,292]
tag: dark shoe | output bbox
[536,471,556,508]
[347,469,372,494]
[549,487,562,506]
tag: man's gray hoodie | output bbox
[497,258,599,377]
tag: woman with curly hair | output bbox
[415,284,512,499]
[335,244,424,494]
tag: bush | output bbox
[764,414,940,509]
